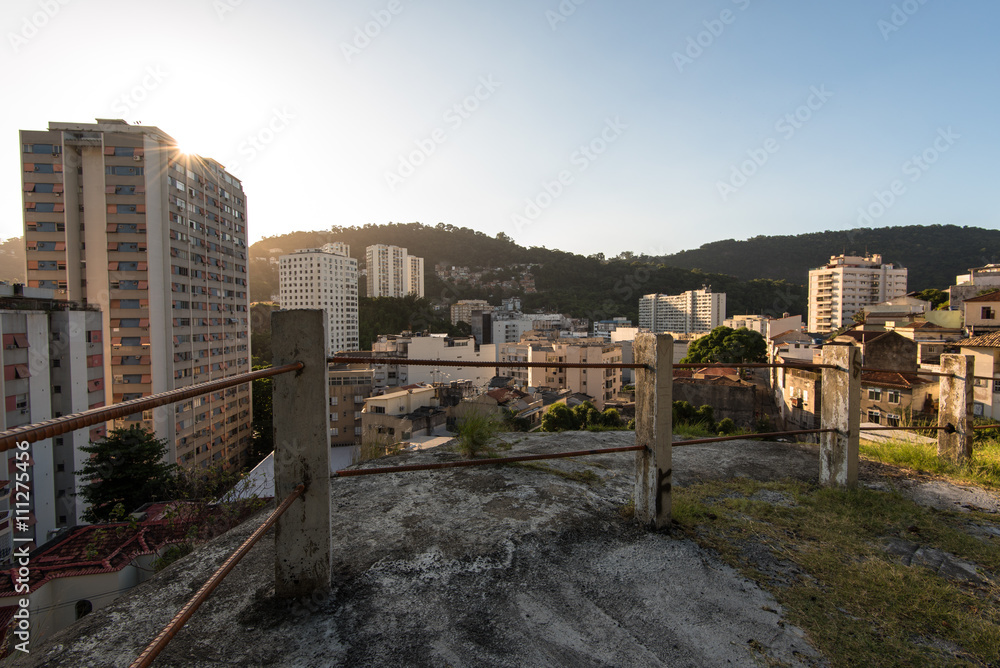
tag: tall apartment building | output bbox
[365,245,424,298]
[0,285,105,549]
[20,119,252,471]
[451,299,492,326]
[278,243,359,355]
[639,288,726,334]
[407,255,425,298]
[808,254,908,333]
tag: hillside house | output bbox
[955,330,1000,418]
[962,290,1000,337]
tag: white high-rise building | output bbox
[279,244,359,355]
[808,254,908,333]
[639,288,726,334]
[366,245,424,298]
[21,119,252,471]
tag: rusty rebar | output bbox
[329,356,647,369]
[130,483,306,668]
[0,362,303,452]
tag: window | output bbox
[887,414,900,427]
[887,390,901,404]
[105,165,143,176]
[373,406,386,414]
[867,388,882,401]
[983,307,996,320]
[867,410,881,424]
[24,143,60,154]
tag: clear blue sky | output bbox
[2,0,996,257]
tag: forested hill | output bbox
[658,224,1000,293]
[249,223,808,323]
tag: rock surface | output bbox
[15,432,833,668]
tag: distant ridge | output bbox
[657,224,1000,293]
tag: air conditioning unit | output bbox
[133,155,142,162]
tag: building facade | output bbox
[0,286,105,548]
[451,299,492,326]
[327,364,373,448]
[21,119,252,471]
[639,288,726,334]
[278,244,359,355]
[365,245,424,298]
[807,254,907,333]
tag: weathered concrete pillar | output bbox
[272,310,331,597]
[820,344,860,487]
[938,353,974,463]
[634,333,673,530]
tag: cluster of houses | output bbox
[772,288,1000,435]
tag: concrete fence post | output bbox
[820,344,860,487]
[938,353,974,463]
[634,333,673,530]
[272,310,331,597]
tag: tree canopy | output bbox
[680,326,767,364]
[75,425,179,522]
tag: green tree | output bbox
[915,288,948,309]
[76,426,179,523]
[249,360,274,467]
[680,326,766,364]
[540,403,578,432]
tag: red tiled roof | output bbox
[956,331,1000,348]
[0,502,257,598]
[861,371,933,389]
[486,388,527,404]
[961,290,1000,303]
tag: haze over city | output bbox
[2,0,998,257]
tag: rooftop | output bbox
[13,432,827,667]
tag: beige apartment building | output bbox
[365,244,424,298]
[498,336,622,409]
[808,254,907,333]
[327,364,373,447]
[451,299,492,326]
[20,119,251,471]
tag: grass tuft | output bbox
[454,409,502,458]
[861,437,1000,490]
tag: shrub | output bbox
[455,410,501,458]
[717,418,736,435]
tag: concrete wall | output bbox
[864,334,917,373]
[673,380,756,427]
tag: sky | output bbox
[1,0,997,258]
